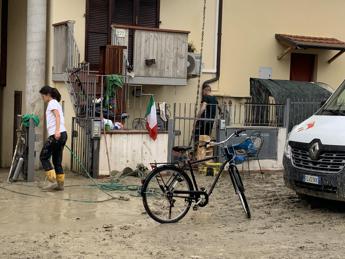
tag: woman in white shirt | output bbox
[39,86,67,191]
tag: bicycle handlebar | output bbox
[206,129,246,147]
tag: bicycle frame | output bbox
[187,156,228,196]
[154,130,245,204]
[170,155,237,207]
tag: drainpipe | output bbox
[202,0,223,88]
[25,0,47,168]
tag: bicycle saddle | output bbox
[172,146,193,152]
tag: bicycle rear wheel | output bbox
[229,166,251,219]
[142,165,193,223]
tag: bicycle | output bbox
[141,129,251,223]
[7,123,26,182]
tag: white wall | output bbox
[99,133,168,176]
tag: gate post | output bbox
[26,118,36,182]
[284,98,291,133]
[90,119,102,178]
[216,118,226,160]
[167,119,175,163]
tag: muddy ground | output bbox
[1,168,345,259]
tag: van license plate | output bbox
[303,175,320,185]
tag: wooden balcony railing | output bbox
[111,24,190,86]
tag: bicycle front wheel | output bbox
[142,165,193,224]
[229,166,251,219]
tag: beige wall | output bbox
[47,0,345,136]
[4,0,345,167]
[219,0,345,97]
[47,0,85,168]
[1,0,27,167]
[159,0,345,99]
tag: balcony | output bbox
[111,24,190,86]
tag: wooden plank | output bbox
[131,29,188,82]
[328,50,345,64]
[277,46,295,60]
[111,23,190,34]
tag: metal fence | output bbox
[66,63,98,118]
[170,99,322,150]
[228,101,286,127]
[70,117,93,175]
[227,99,321,131]
[172,103,221,147]
[287,99,322,131]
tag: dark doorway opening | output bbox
[13,91,22,154]
[290,53,316,82]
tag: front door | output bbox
[290,53,316,82]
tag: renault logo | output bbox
[309,142,320,161]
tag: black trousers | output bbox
[40,132,67,174]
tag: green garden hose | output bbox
[0,145,143,203]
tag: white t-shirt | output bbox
[46,99,66,136]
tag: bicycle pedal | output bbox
[193,205,199,211]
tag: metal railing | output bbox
[71,117,92,175]
[229,101,286,127]
[170,99,322,150]
[66,63,98,118]
[172,103,220,147]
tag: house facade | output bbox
[1,0,345,169]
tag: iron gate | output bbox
[71,117,94,176]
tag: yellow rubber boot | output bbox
[54,174,65,191]
[45,169,56,183]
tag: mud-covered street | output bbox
[1,169,345,259]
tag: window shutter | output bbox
[86,0,160,70]
[137,0,159,28]
[112,0,134,25]
[86,0,109,70]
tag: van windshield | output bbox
[319,81,345,115]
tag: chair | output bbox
[245,132,264,174]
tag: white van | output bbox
[284,81,345,201]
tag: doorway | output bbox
[13,91,22,153]
[290,53,316,82]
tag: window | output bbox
[86,0,160,70]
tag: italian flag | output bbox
[145,95,158,141]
